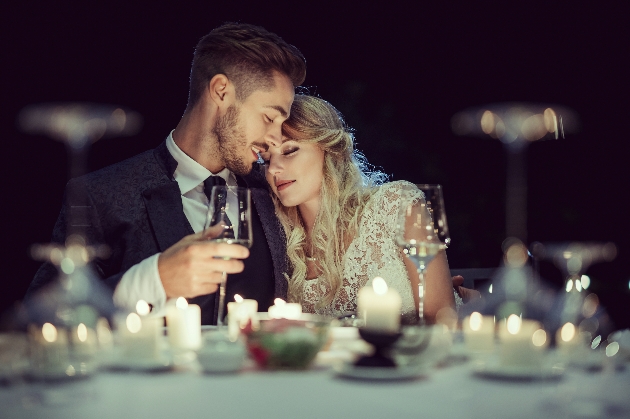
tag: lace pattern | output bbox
[299,181,421,321]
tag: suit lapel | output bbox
[142,182,194,252]
[143,142,194,252]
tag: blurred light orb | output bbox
[60,257,75,274]
[591,335,602,349]
[135,300,150,316]
[234,294,244,303]
[581,275,591,289]
[566,279,574,292]
[505,241,528,267]
[126,313,142,334]
[543,108,558,134]
[521,113,547,141]
[77,323,88,342]
[606,341,619,357]
[579,317,599,335]
[532,329,547,347]
[470,312,483,331]
[581,294,599,318]
[575,278,583,292]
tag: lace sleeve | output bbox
[371,181,425,232]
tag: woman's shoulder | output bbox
[370,180,423,203]
[361,181,423,220]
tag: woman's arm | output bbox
[403,249,455,324]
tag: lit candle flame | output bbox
[470,312,483,332]
[176,297,188,310]
[506,314,522,335]
[77,323,88,342]
[136,299,150,316]
[274,298,286,306]
[373,277,388,295]
[561,322,576,342]
[42,322,58,343]
[234,294,244,303]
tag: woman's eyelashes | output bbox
[282,146,298,156]
[261,147,298,166]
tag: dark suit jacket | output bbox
[27,141,288,322]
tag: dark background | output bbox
[2,1,628,328]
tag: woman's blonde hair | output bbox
[272,94,387,308]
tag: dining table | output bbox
[2,328,629,419]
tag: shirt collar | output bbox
[165,130,232,195]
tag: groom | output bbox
[26,23,306,324]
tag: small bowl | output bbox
[197,331,246,373]
[244,315,331,370]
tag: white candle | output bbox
[268,298,302,320]
[357,277,402,333]
[227,294,258,340]
[29,323,71,376]
[498,315,547,368]
[555,322,591,362]
[166,297,201,350]
[71,323,98,362]
[463,312,495,352]
[119,300,161,360]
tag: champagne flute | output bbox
[396,184,450,324]
[204,185,253,327]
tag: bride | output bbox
[260,94,459,324]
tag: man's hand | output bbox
[452,275,482,303]
[158,224,249,298]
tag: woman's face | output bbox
[262,138,325,210]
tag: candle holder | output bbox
[355,329,402,368]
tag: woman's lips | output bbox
[276,180,295,191]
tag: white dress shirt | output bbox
[113,131,237,313]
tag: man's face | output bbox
[213,71,294,176]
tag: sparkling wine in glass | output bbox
[204,185,252,326]
[396,184,450,324]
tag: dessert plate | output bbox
[473,362,564,381]
[334,362,427,381]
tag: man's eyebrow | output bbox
[264,105,288,118]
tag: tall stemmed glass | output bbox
[396,184,450,325]
[204,186,253,327]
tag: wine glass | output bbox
[396,184,450,324]
[530,242,617,326]
[204,185,253,327]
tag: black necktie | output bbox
[203,176,233,237]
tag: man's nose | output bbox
[264,124,282,147]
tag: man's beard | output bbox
[212,105,252,176]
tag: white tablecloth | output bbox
[2,356,629,419]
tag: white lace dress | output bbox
[298,181,462,321]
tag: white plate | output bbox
[105,355,173,372]
[473,362,564,381]
[334,362,427,381]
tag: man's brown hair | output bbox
[187,22,306,108]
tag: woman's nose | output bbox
[268,157,282,174]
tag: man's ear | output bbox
[207,74,235,110]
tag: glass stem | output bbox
[417,268,425,325]
[216,272,228,327]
